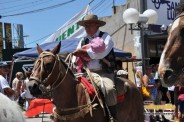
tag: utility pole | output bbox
[112,0,116,14]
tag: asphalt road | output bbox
[24,112,52,122]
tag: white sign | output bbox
[42,5,92,44]
[147,0,180,26]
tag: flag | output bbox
[42,5,92,44]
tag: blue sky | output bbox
[0,0,125,48]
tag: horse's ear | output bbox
[37,43,43,54]
[51,41,61,55]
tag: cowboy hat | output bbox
[77,14,106,27]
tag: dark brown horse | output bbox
[158,3,184,86]
[28,42,144,122]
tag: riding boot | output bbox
[108,105,117,121]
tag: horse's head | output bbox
[158,13,184,86]
[28,42,61,97]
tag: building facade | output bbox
[99,0,180,82]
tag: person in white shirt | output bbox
[21,70,34,110]
[0,62,14,99]
[167,85,175,104]
[12,72,23,101]
[73,14,117,120]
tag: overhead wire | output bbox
[90,0,106,12]
[25,33,53,45]
[0,0,45,11]
[0,0,23,5]
[1,0,77,18]
[0,0,56,14]
[94,0,112,16]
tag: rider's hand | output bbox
[73,49,90,59]
[73,49,82,56]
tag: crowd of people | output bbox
[135,63,184,121]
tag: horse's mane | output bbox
[175,2,184,14]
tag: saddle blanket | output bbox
[79,76,125,102]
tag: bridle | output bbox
[30,51,100,120]
[30,51,69,94]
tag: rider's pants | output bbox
[91,72,117,106]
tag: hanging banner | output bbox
[0,23,3,57]
[42,5,92,44]
[4,23,12,49]
[147,0,180,25]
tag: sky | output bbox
[0,0,126,48]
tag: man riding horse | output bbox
[73,14,117,120]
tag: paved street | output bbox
[24,112,52,122]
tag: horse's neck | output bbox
[52,61,86,110]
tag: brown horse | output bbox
[28,42,144,122]
[158,3,184,86]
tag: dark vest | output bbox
[81,31,116,73]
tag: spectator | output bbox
[146,67,157,102]
[154,64,159,80]
[160,82,169,104]
[12,72,24,101]
[114,60,128,79]
[136,69,150,101]
[134,63,142,87]
[142,66,157,102]
[174,86,179,120]
[21,70,34,110]
[155,79,162,105]
[175,85,184,122]
[0,62,15,99]
[167,85,175,104]
[151,64,156,78]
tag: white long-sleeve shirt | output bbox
[76,30,114,70]
[0,75,10,94]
